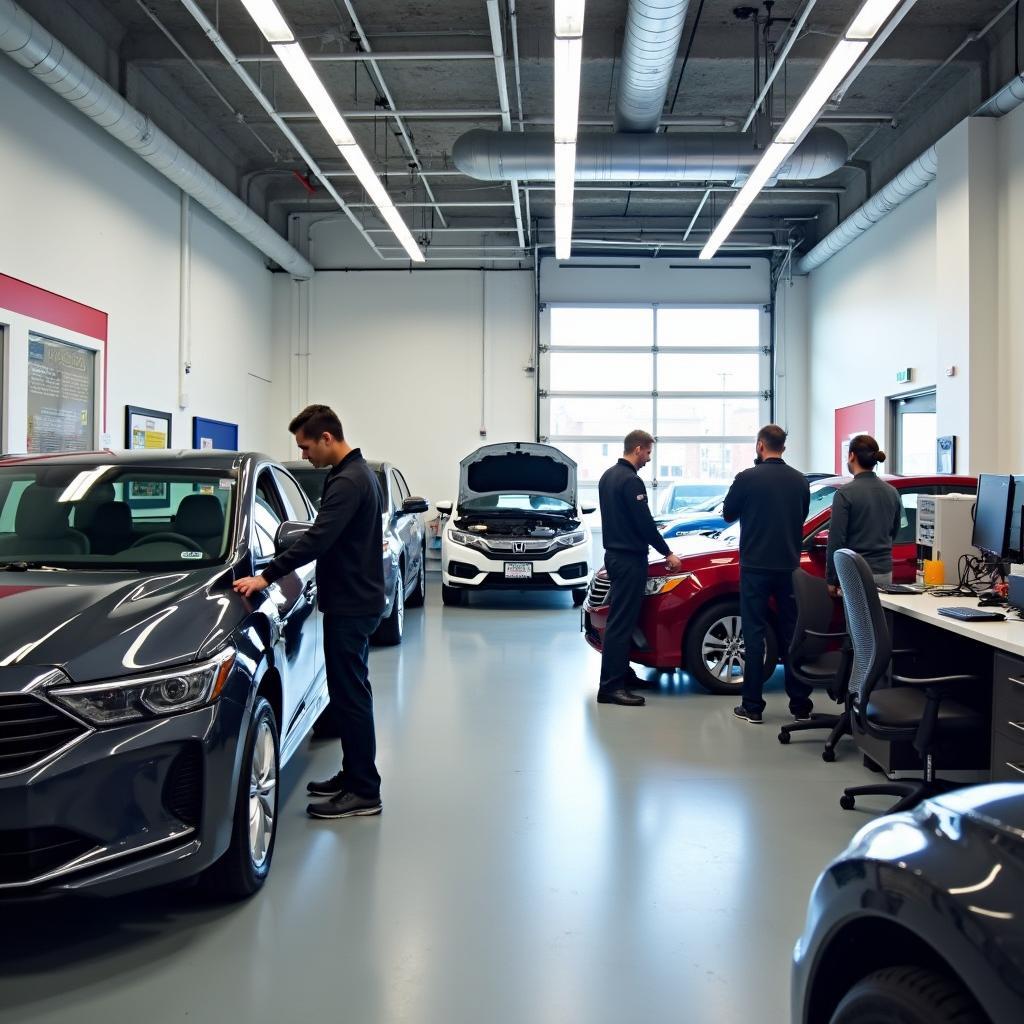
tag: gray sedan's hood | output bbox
[458,442,577,509]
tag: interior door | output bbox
[892,391,937,476]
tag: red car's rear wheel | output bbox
[683,602,778,696]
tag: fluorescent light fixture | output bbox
[554,143,577,207]
[776,40,868,143]
[338,144,392,210]
[847,0,903,40]
[238,0,293,43]
[554,205,574,259]
[379,206,425,263]
[553,37,583,143]
[555,0,586,38]
[272,43,355,146]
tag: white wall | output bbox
[0,56,276,453]
[804,185,938,471]
[271,270,536,507]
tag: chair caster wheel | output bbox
[778,731,790,745]
[840,794,855,810]
[822,748,836,763]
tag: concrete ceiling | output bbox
[14,0,1023,268]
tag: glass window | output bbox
[394,469,412,503]
[288,466,327,508]
[550,306,653,347]
[548,396,654,438]
[657,352,760,393]
[549,351,653,392]
[656,307,760,348]
[253,474,284,561]
[273,468,313,523]
[554,441,653,487]
[26,334,97,454]
[654,443,752,490]
[657,398,760,439]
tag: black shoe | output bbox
[733,705,763,724]
[307,792,382,819]
[597,688,646,706]
[792,710,814,722]
[307,771,347,798]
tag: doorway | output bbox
[891,390,937,475]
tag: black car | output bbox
[285,460,428,646]
[793,783,1024,1024]
[0,450,329,899]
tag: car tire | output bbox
[829,966,985,1024]
[442,582,465,607]
[683,601,778,696]
[203,697,279,900]
[572,587,587,607]
[406,547,427,608]
[373,572,404,646]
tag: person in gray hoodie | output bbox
[826,434,902,596]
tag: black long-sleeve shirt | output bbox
[262,448,386,617]
[722,458,810,572]
[598,459,671,558]
[825,472,902,584]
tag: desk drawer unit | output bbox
[992,653,1024,781]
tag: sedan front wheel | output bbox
[683,602,778,696]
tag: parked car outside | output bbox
[583,475,977,695]
[657,496,727,538]
[437,442,593,607]
[792,782,1024,1024]
[655,481,727,517]
[0,450,329,899]
[285,460,429,645]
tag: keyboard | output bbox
[938,606,1006,622]
[878,584,924,595]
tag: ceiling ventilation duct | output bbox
[453,127,847,185]
[616,0,691,133]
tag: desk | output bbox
[877,593,1024,781]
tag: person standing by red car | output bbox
[722,425,812,724]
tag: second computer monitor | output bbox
[972,473,1014,559]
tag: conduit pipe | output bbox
[0,0,314,279]
[179,194,191,411]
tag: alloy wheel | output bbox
[700,614,747,683]
[248,719,277,868]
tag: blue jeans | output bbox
[739,568,812,715]
[323,613,383,799]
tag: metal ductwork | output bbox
[616,0,690,132]
[453,127,848,184]
[975,73,1024,118]
[0,0,314,280]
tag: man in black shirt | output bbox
[234,405,386,819]
[722,424,812,724]
[597,429,683,706]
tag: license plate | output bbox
[504,562,533,580]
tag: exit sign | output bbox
[896,368,914,384]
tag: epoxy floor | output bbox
[0,587,881,1024]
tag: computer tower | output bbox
[916,492,976,586]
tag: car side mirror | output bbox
[275,520,310,553]
[582,505,596,515]
[436,501,453,517]
[400,497,429,516]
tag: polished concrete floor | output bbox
[0,586,885,1024]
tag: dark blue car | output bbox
[655,496,726,538]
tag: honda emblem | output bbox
[513,541,527,553]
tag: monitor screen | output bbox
[972,474,1014,558]
[1009,475,1024,562]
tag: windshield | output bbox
[715,481,839,546]
[461,493,574,514]
[0,465,236,570]
[659,484,725,514]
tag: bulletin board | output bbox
[192,416,238,451]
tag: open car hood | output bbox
[458,442,577,509]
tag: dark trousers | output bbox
[599,550,648,690]
[739,568,813,715]
[323,613,382,799]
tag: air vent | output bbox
[0,695,88,774]
[163,744,204,827]
[668,264,753,270]
[0,827,96,885]
[557,263,642,270]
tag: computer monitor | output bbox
[1008,475,1024,562]
[972,473,1014,559]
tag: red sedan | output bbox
[583,475,977,695]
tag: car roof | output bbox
[811,474,976,488]
[0,449,259,472]
[283,460,385,472]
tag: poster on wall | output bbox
[25,334,96,453]
[125,406,172,450]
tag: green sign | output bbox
[895,368,913,384]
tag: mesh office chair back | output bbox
[833,548,891,704]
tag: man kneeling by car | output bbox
[234,404,386,820]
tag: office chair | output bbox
[833,549,985,814]
[777,570,852,762]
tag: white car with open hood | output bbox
[436,442,594,607]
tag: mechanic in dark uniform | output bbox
[722,424,812,725]
[234,404,386,820]
[597,429,683,707]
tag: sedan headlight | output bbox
[49,648,236,727]
[555,530,587,547]
[449,528,487,550]
[645,574,692,597]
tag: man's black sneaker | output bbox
[733,706,763,724]
[307,792,382,819]
[792,711,814,722]
[306,771,347,798]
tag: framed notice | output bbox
[25,333,97,453]
[125,405,172,451]
[192,416,238,451]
